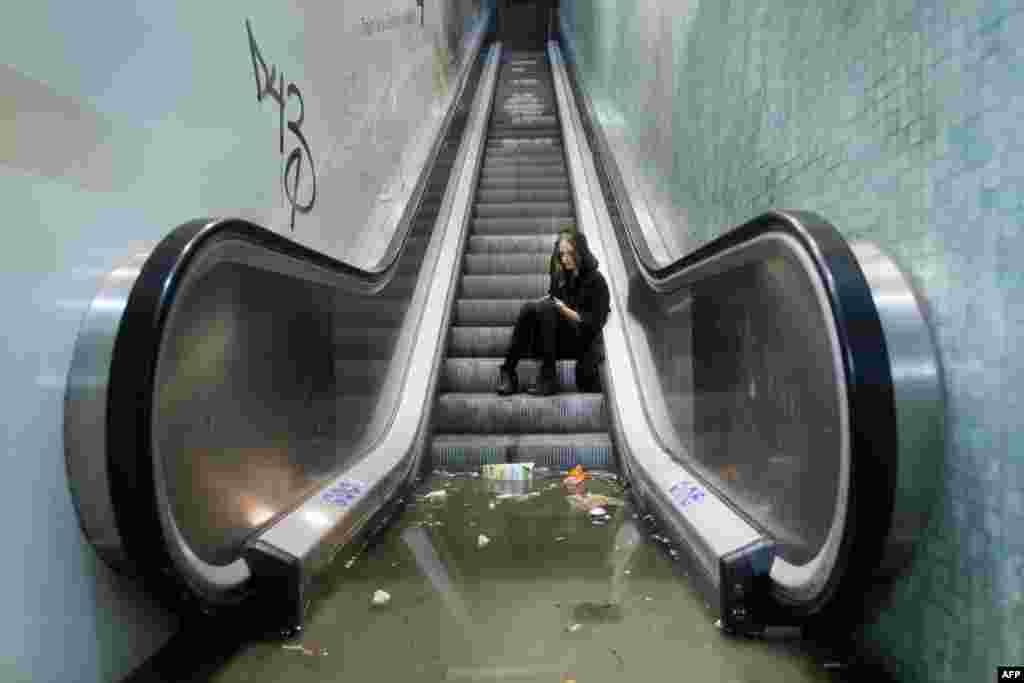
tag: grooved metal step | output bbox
[432,433,613,469]
[435,394,607,434]
[471,217,573,235]
[463,253,551,275]
[476,188,570,204]
[478,177,570,191]
[459,274,548,299]
[474,202,572,218]
[453,298,535,325]
[442,358,580,393]
[447,326,512,357]
[481,165,568,179]
[467,235,562,253]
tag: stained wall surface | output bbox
[559,1,1023,681]
[0,1,489,681]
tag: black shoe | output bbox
[496,367,519,395]
[528,372,559,396]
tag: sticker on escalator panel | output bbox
[669,480,706,511]
[320,479,366,509]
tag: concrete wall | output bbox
[560,1,1023,681]
[0,1,489,681]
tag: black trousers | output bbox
[501,299,601,391]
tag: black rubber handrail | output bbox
[555,30,898,623]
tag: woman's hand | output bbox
[552,297,581,324]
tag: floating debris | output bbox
[477,534,490,548]
[566,623,582,633]
[282,643,328,657]
[423,490,447,501]
[644,596,653,602]
[566,493,623,513]
[572,601,623,623]
[589,507,608,517]
[371,589,391,606]
[482,462,534,480]
[555,536,568,542]
[488,502,496,510]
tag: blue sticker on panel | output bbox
[669,480,706,510]
[320,479,366,509]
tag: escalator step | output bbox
[467,235,559,253]
[476,188,570,204]
[442,358,579,393]
[478,177,570,191]
[459,274,548,299]
[447,326,512,357]
[483,158,566,171]
[481,165,567,179]
[474,202,572,219]
[453,298,536,326]
[463,253,550,275]
[435,393,607,434]
[432,433,612,469]
[470,217,572,235]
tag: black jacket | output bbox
[547,232,610,349]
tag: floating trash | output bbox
[477,534,490,549]
[371,589,391,606]
[566,493,622,514]
[562,465,590,494]
[423,490,447,501]
[282,643,328,657]
[555,536,567,542]
[488,502,496,510]
[566,623,582,633]
[589,507,608,517]
[572,601,623,623]
[482,462,534,480]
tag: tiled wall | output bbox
[560,0,1023,680]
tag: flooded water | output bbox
[208,469,850,683]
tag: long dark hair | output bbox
[549,229,598,278]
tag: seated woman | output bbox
[496,229,610,396]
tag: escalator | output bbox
[64,15,943,683]
[433,48,612,472]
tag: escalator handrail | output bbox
[66,10,496,613]
[550,34,917,620]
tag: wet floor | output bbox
[208,469,851,683]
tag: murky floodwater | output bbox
[209,469,847,683]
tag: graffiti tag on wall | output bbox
[245,19,317,232]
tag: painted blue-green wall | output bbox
[560,1,1022,681]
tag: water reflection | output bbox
[210,471,849,683]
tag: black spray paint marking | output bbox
[246,18,317,232]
